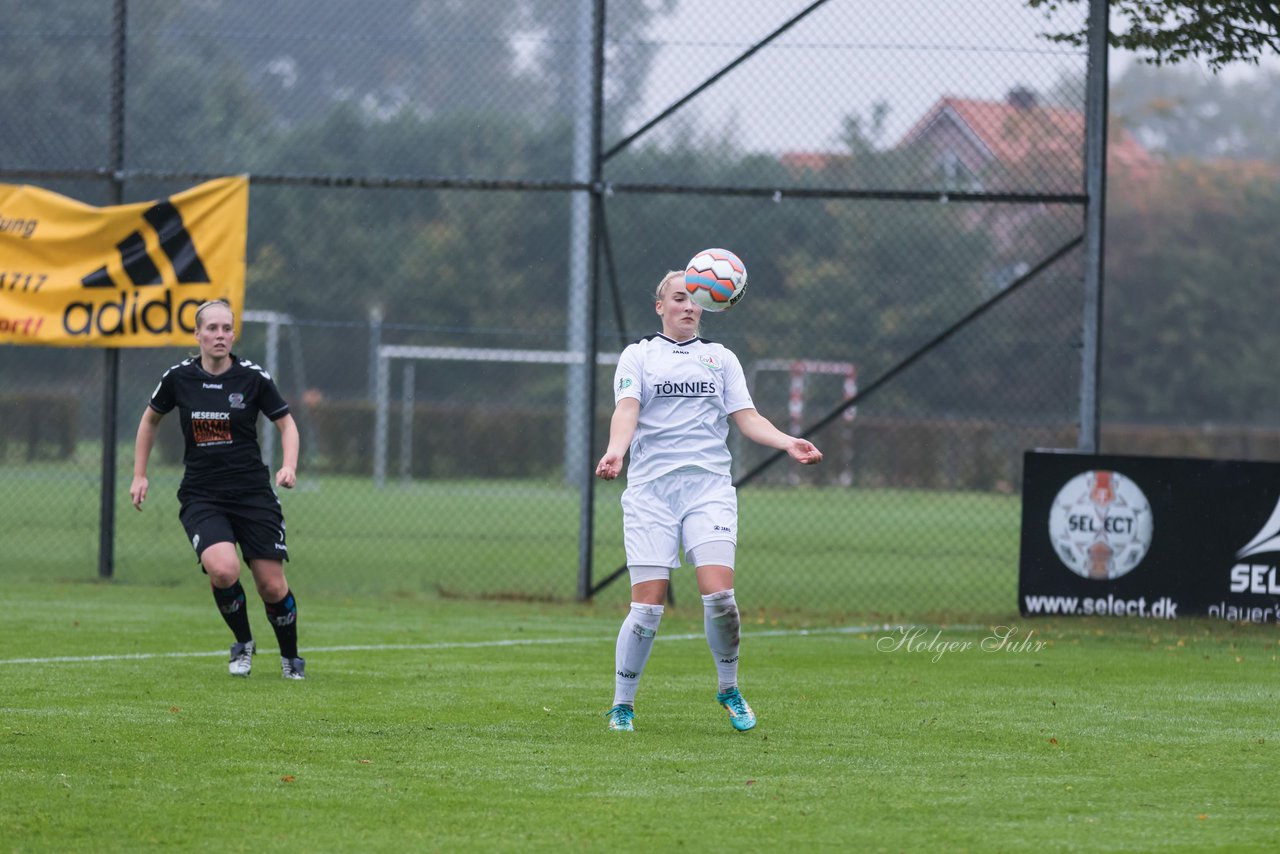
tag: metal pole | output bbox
[1079,0,1109,453]
[400,362,415,484]
[373,348,390,489]
[576,0,605,600]
[99,0,128,580]
[367,304,383,402]
[565,0,596,487]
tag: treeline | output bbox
[2,4,1277,433]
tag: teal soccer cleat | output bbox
[716,687,756,732]
[605,704,635,732]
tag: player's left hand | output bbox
[788,439,823,465]
[130,475,149,510]
[276,466,297,489]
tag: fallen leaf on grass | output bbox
[358,759,372,765]
[169,707,181,714]
[281,775,296,783]
[746,779,756,786]
[1048,737,1058,744]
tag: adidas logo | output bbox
[64,199,212,337]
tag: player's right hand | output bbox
[595,452,623,480]
[130,476,148,510]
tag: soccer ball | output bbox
[684,248,747,311]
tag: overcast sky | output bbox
[626,0,1275,154]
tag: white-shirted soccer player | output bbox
[130,299,306,680]
[595,269,823,732]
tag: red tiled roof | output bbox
[779,151,849,174]
[900,96,1153,177]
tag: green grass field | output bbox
[3,461,1018,617]
[5,463,1278,850]
[3,579,1279,852]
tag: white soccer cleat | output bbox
[281,656,306,680]
[228,640,255,677]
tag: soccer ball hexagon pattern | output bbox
[684,248,747,311]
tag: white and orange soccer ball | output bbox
[684,248,747,311]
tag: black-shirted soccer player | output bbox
[130,299,305,679]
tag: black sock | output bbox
[211,581,253,644]
[264,589,299,659]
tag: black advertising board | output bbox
[1019,450,1280,623]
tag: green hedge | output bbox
[0,393,77,462]
[303,400,609,479]
[141,397,1280,488]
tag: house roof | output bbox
[899,95,1154,176]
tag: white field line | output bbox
[0,624,916,666]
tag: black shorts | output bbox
[178,488,289,565]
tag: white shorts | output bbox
[621,468,737,570]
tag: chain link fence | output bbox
[3,0,1121,619]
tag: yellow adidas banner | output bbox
[0,176,248,347]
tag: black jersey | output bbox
[148,354,290,494]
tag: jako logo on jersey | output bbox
[65,200,211,337]
[653,380,715,396]
[228,393,245,409]
[671,349,689,354]
[699,354,721,370]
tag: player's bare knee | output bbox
[255,578,287,602]
[204,561,240,588]
[249,562,288,601]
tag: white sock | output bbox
[702,589,740,692]
[613,602,664,707]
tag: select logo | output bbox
[1048,470,1154,580]
[1228,496,1280,594]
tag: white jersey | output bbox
[613,333,754,484]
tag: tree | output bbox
[1103,158,1280,423]
[1111,62,1280,160]
[1028,1,1280,70]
